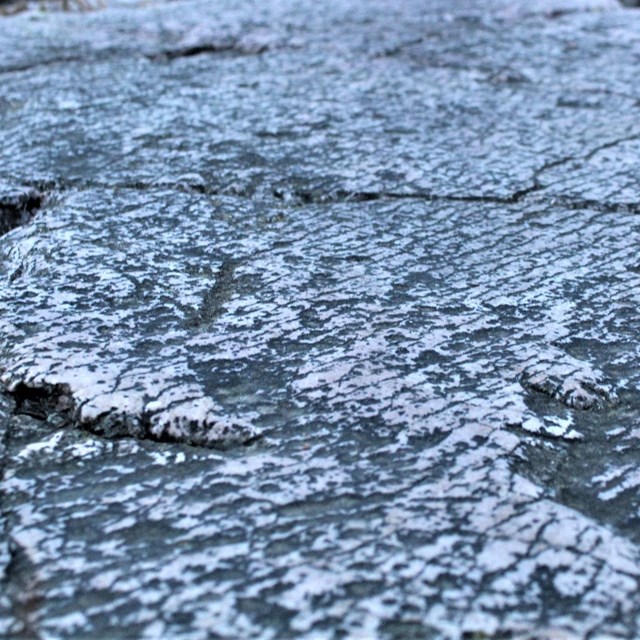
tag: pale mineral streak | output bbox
[1,0,640,638]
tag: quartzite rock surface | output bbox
[1,0,640,638]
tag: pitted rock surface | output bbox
[1,0,640,638]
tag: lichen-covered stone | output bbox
[2,0,640,638]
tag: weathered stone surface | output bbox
[1,0,640,638]
[0,0,638,202]
[2,189,638,449]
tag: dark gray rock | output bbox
[2,0,640,638]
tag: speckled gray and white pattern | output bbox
[1,0,640,638]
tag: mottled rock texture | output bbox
[1,0,640,638]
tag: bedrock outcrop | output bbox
[1,0,640,638]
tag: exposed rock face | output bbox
[1,0,640,638]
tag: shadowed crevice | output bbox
[148,38,274,63]
[0,188,48,237]
[151,43,241,61]
[11,382,73,425]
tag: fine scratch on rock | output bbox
[185,258,240,330]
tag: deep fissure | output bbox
[0,188,47,237]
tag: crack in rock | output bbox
[150,40,273,62]
[0,187,47,238]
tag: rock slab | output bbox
[1,0,640,638]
